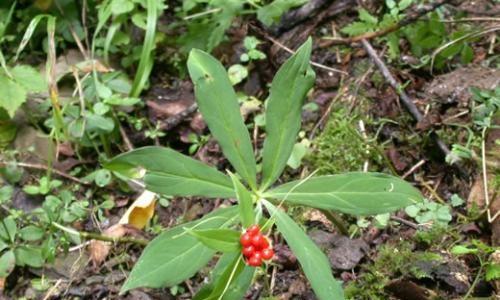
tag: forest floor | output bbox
[0,0,499,299]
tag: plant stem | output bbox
[463,262,483,299]
[320,209,349,236]
[52,222,148,246]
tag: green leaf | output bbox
[205,256,247,300]
[194,252,255,300]
[111,0,134,15]
[341,22,374,36]
[130,0,159,97]
[0,250,15,277]
[265,172,423,215]
[104,96,141,106]
[485,263,500,281]
[450,194,464,207]
[106,146,235,198]
[263,200,345,300]
[0,75,27,118]
[94,169,112,187]
[229,172,255,228]
[189,229,241,253]
[451,245,478,255]
[460,44,474,64]
[358,8,378,25]
[187,49,257,188]
[120,206,238,293]
[0,216,17,242]
[15,246,44,267]
[19,226,44,241]
[260,38,315,190]
[10,65,46,93]
[257,0,308,26]
[86,113,115,132]
[227,64,248,85]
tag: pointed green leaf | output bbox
[265,172,423,215]
[187,49,257,188]
[229,172,255,228]
[189,229,241,253]
[263,200,344,300]
[194,252,255,300]
[205,255,246,300]
[120,206,238,293]
[105,146,235,198]
[261,39,315,189]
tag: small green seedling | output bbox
[106,38,423,299]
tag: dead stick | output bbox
[0,161,89,185]
[361,39,452,158]
[320,0,453,47]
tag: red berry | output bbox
[242,245,255,257]
[240,233,252,247]
[251,234,267,249]
[260,237,270,249]
[261,248,274,260]
[246,225,260,236]
[248,253,262,267]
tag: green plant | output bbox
[228,36,266,85]
[341,2,476,68]
[94,0,166,97]
[0,187,89,279]
[178,0,307,52]
[446,87,500,164]
[404,199,452,226]
[104,38,423,299]
[451,240,500,292]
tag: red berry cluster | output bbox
[240,225,274,267]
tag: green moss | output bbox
[307,107,385,175]
[345,241,443,299]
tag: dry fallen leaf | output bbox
[119,190,156,229]
[89,190,156,266]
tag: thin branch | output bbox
[263,34,348,75]
[0,161,88,185]
[52,222,149,246]
[402,159,426,179]
[320,0,453,47]
[361,39,456,162]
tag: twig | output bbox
[358,120,370,172]
[390,216,420,229]
[361,39,456,161]
[481,127,500,223]
[402,159,426,179]
[320,0,453,47]
[42,279,63,300]
[159,103,199,131]
[440,17,500,23]
[52,222,149,246]
[260,33,348,75]
[0,161,88,185]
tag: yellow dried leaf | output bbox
[119,190,156,229]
